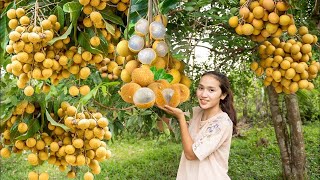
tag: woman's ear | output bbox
[220,93,227,100]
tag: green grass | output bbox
[0,122,319,180]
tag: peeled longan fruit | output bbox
[157,87,181,108]
[135,18,149,36]
[128,35,144,53]
[149,21,166,40]
[133,87,156,109]
[152,41,169,57]
[138,48,157,64]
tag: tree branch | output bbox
[93,99,135,111]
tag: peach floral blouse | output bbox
[176,107,233,180]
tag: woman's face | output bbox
[196,75,226,110]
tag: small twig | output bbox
[94,99,136,111]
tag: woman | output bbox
[160,71,237,180]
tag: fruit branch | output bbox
[93,99,135,111]
[34,0,39,27]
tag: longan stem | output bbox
[34,0,39,27]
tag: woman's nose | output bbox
[200,90,208,97]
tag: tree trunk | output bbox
[267,86,293,179]
[285,94,307,179]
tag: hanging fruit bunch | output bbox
[229,0,295,42]
[0,100,112,179]
[229,0,319,94]
[115,6,192,109]
[1,0,130,179]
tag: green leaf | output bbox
[16,118,40,140]
[48,24,73,45]
[63,1,82,26]
[78,32,103,54]
[151,67,173,83]
[0,107,14,128]
[54,6,65,30]
[159,0,179,14]
[105,21,115,36]
[45,109,70,131]
[185,6,195,12]
[86,28,109,55]
[79,86,98,105]
[101,9,125,27]
[97,29,109,54]
[0,2,14,66]
[129,0,148,23]
[10,120,20,142]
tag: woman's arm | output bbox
[160,105,198,160]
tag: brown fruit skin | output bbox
[119,82,141,103]
[131,67,154,87]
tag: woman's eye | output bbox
[210,89,215,92]
[198,87,203,90]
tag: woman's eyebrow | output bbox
[198,84,217,89]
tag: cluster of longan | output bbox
[229,0,295,42]
[1,101,112,180]
[114,15,192,109]
[78,0,129,82]
[250,26,319,94]
[4,8,66,95]
[109,0,130,14]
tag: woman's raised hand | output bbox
[158,105,185,121]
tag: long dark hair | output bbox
[202,71,237,134]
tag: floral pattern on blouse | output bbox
[192,121,221,151]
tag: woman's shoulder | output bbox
[213,112,233,127]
